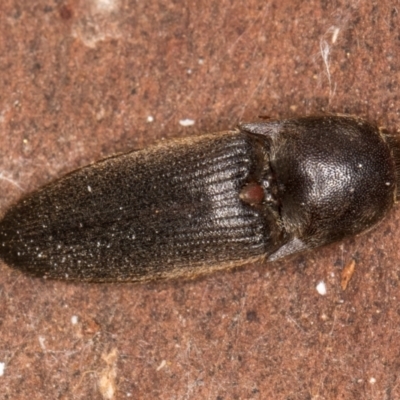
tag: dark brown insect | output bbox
[0,115,398,282]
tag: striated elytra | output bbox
[0,115,399,282]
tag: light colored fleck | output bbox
[369,377,376,384]
[88,185,92,192]
[93,0,119,12]
[98,349,118,400]
[38,336,46,350]
[147,115,154,122]
[179,119,195,127]
[71,315,79,325]
[316,281,327,295]
[331,27,340,44]
[156,360,167,371]
[341,259,356,291]
[0,362,5,377]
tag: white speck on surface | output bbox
[72,0,121,48]
[316,281,327,295]
[88,185,92,192]
[0,362,5,377]
[98,349,118,400]
[94,0,119,12]
[331,27,340,43]
[198,58,204,65]
[147,115,154,122]
[187,68,192,74]
[369,377,376,384]
[38,336,46,350]
[156,360,167,371]
[179,119,195,127]
[385,182,391,186]
[71,315,79,325]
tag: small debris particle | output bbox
[38,336,46,350]
[98,349,118,400]
[71,315,78,325]
[95,0,119,12]
[320,313,329,321]
[88,185,92,192]
[331,27,340,43]
[179,119,195,127]
[369,377,376,384]
[316,281,327,295]
[156,360,167,371]
[0,362,5,377]
[341,259,356,291]
[147,115,154,123]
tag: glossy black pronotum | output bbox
[0,115,399,282]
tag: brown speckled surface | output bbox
[1,1,400,399]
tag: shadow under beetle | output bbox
[0,115,398,282]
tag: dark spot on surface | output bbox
[246,310,259,322]
[334,258,343,267]
[384,226,392,236]
[294,255,307,270]
[59,5,73,20]
[12,8,22,19]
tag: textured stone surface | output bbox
[1,0,400,399]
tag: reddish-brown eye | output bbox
[239,182,264,205]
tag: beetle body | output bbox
[0,116,398,281]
